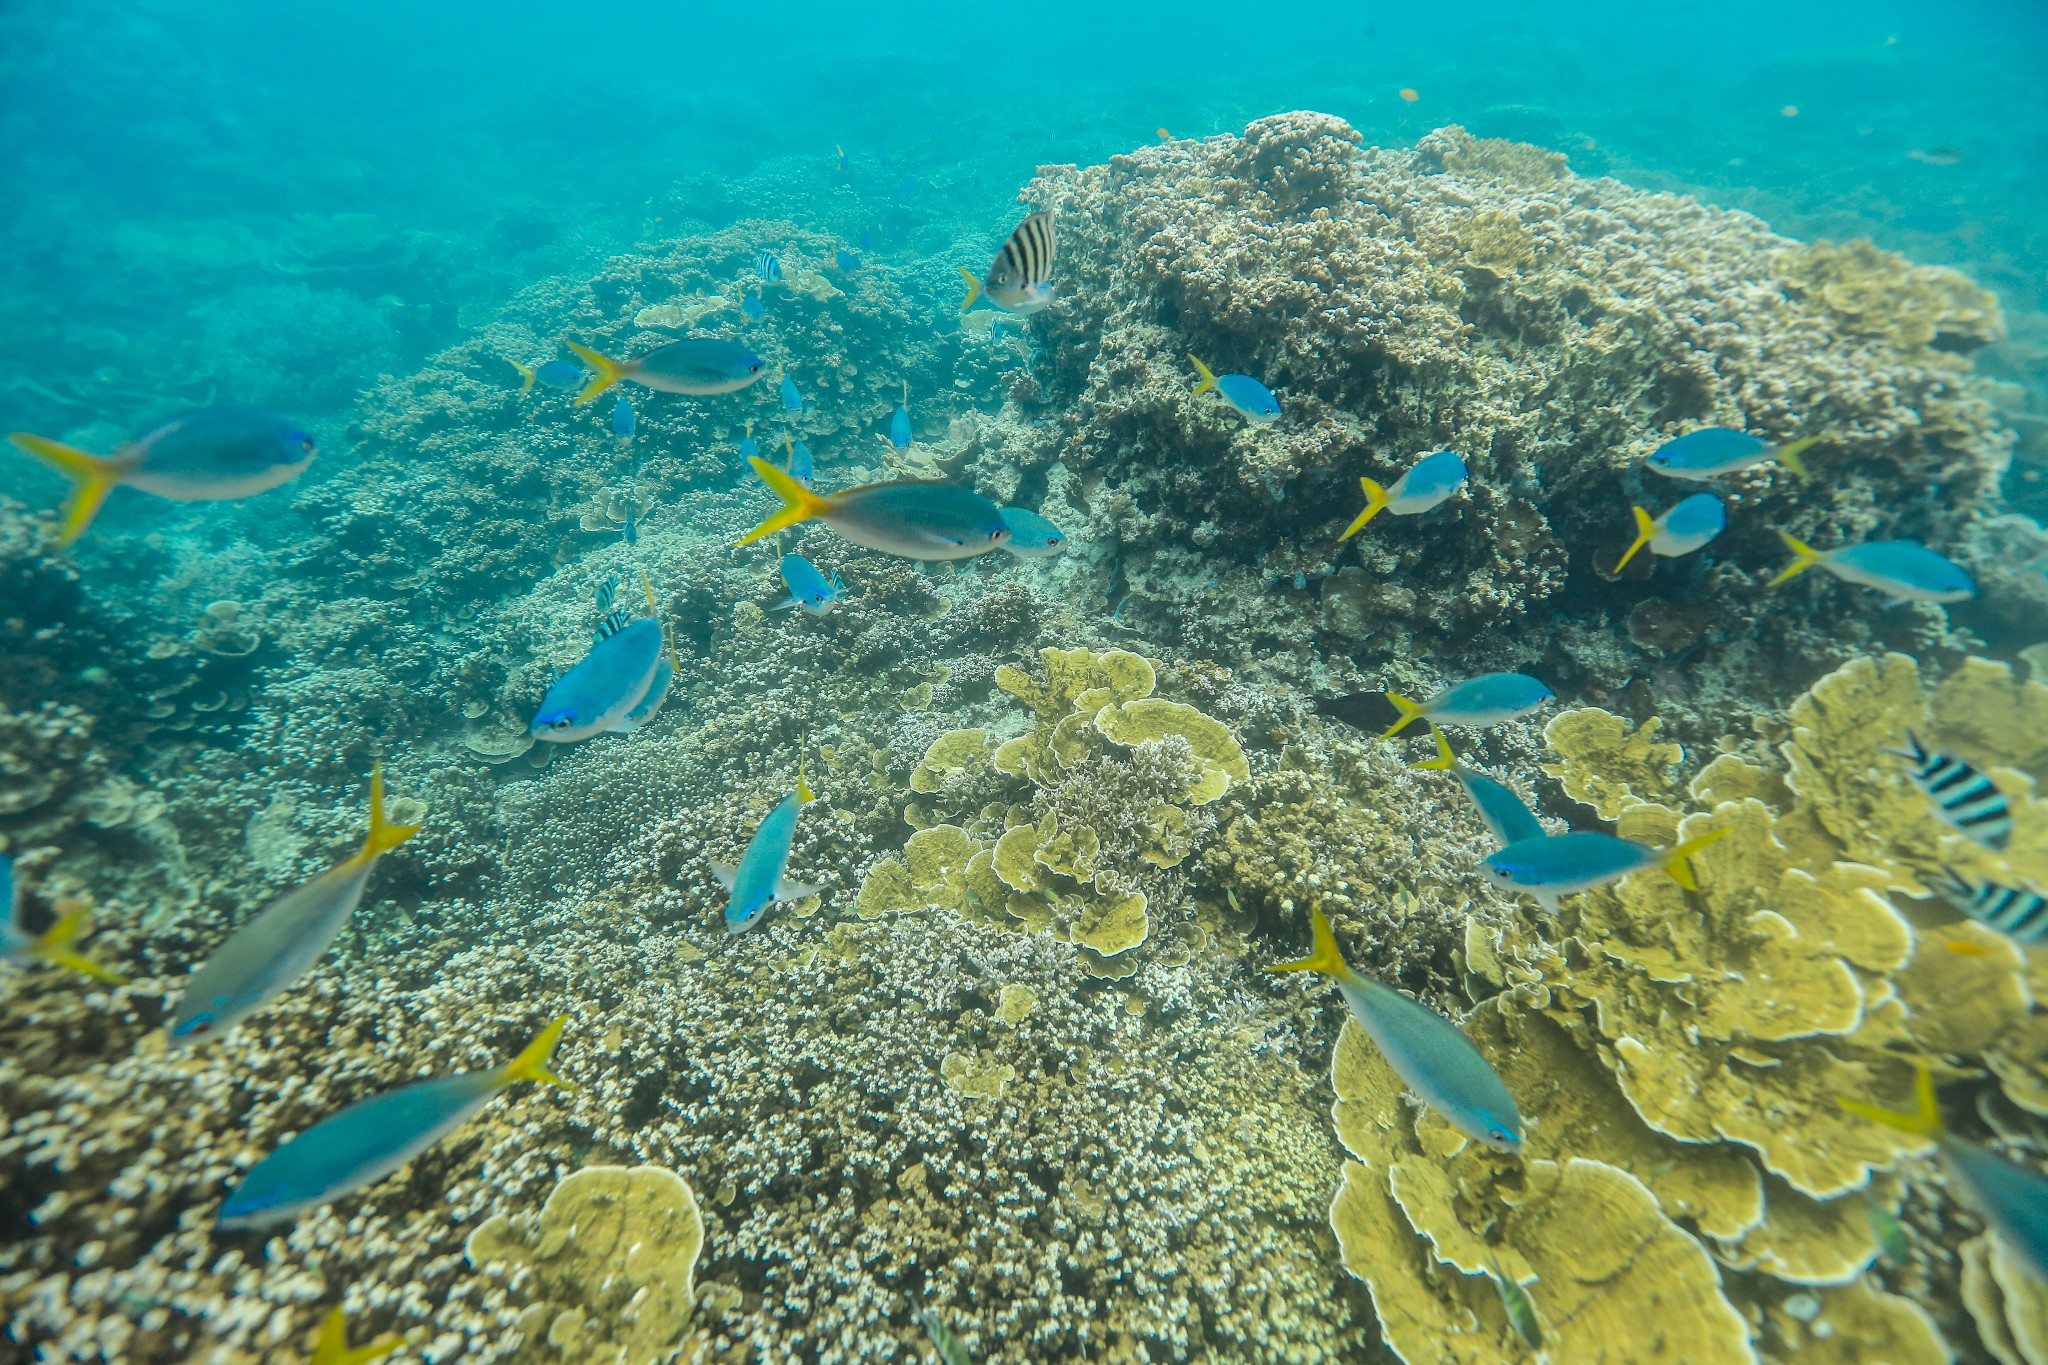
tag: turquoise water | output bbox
[3,2,2048,1362]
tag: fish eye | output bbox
[550,717,572,731]
[300,438,316,452]
[990,527,1011,542]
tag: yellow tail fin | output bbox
[1266,905,1352,980]
[1768,530,1827,587]
[507,359,536,395]
[1838,1060,1944,1141]
[1381,692,1427,739]
[736,455,838,547]
[362,761,423,860]
[1339,477,1391,541]
[957,265,984,311]
[498,1014,580,1092]
[1772,435,1824,480]
[1661,826,1729,890]
[1411,722,1458,771]
[9,433,124,546]
[797,754,814,804]
[1188,354,1219,396]
[311,1304,403,1365]
[1614,506,1657,573]
[32,901,128,984]
[563,339,629,406]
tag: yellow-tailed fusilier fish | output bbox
[1842,1061,2048,1280]
[218,1017,575,1231]
[717,766,823,934]
[1269,906,1523,1151]
[308,1304,401,1365]
[736,457,1011,560]
[168,765,419,1044]
[1484,1253,1543,1348]
[1482,826,1729,914]
[1189,356,1282,426]
[562,337,768,405]
[1383,673,1553,738]
[1,853,126,984]
[1612,493,1726,572]
[1770,531,1975,604]
[9,406,316,546]
[959,210,1055,315]
[1645,428,1824,480]
[1339,450,1467,539]
[531,611,666,742]
[1412,725,1544,850]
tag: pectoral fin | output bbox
[711,861,738,891]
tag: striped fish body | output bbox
[756,249,782,282]
[981,211,1055,314]
[1929,866,2047,941]
[1887,732,2013,850]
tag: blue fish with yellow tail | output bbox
[1884,732,2013,850]
[168,766,419,1045]
[1842,1061,2048,1279]
[774,553,846,615]
[1411,725,1544,851]
[1188,354,1281,426]
[997,507,1067,558]
[890,383,912,452]
[562,338,766,405]
[716,767,823,933]
[1339,450,1467,539]
[10,407,316,546]
[1928,866,2047,942]
[218,1017,576,1231]
[509,358,585,393]
[1613,493,1726,572]
[611,397,635,438]
[1647,428,1824,480]
[2,854,126,984]
[530,617,666,742]
[779,370,804,413]
[738,421,759,463]
[784,434,813,487]
[1383,673,1552,738]
[1481,826,1729,914]
[1484,1254,1543,1348]
[1771,532,1975,605]
[309,1304,401,1365]
[1269,906,1522,1151]
[737,457,1011,560]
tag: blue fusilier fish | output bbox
[1883,732,2013,850]
[836,249,860,273]
[1842,1061,2048,1280]
[738,421,759,463]
[168,766,420,1044]
[890,383,912,452]
[716,767,823,933]
[1339,450,1467,540]
[742,294,766,320]
[756,249,783,283]
[1927,866,2047,943]
[1771,532,1975,605]
[1270,906,1523,1151]
[2,853,126,984]
[1647,429,1825,480]
[997,507,1067,558]
[959,210,1055,315]
[530,616,666,742]
[737,458,1011,560]
[218,1017,576,1231]
[1482,826,1729,914]
[784,434,813,487]
[774,553,846,615]
[509,358,587,393]
[1188,355,1281,426]
[611,397,635,438]
[1613,493,1726,572]
[563,338,767,405]
[10,407,317,546]
[1383,673,1553,738]
[1412,725,1544,850]
[780,369,803,413]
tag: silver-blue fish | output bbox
[1646,429,1823,480]
[1384,673,1552,737]
[1481,827,1727,914]
[1772,533,1975,604]
[997,507,1066,558]
[715,770,823,933]
[1613,493,1726,572]
[1340,450,1467,539]
[1412,725,1544,850]
[774,553,846,615]
[530,617,665,742]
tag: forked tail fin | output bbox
[1613,505,1657,573]
[497,1015,581,1094]
[563,339,629,406]
[1768,530,1827,587]
[1266,905,1352,981]
[1838,1060,1944,1141]
[1340,477,1392,541]
[735,456,838,547]
[1661,827,1730,890]
[8,433,124,546]
[361,761,422,860]
[1381,692,1427,739]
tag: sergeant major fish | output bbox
[1927,866,2046,942]
[1,853,126,984]
[1646,428,1825,480]
[1339,451,1467,539]
[563,338,767,405]
[1412,725,1545,850]
[218,1017,575,1231]
[530,616,666,741]
[168,765,419,1043]
[736,457,1011,561]
[1613,493,1726,572]
[1884,732,2013,850]
[1482,826,1729,914]
[1771,532,1976,605]
[1383,673,1553,738]
[1269,906,1523,1151]
[959,210,1055,315]
[774,553,846,615]
[1189,355,1281,426]
[716,766,823,933]
[755,249,783,283]
[10,406,316,546]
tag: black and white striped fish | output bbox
[594,573,622,612]
[755,250,782,283]
[1928,865,2048,943]
[959,210,1055,315]
[1883,731,2013,851]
